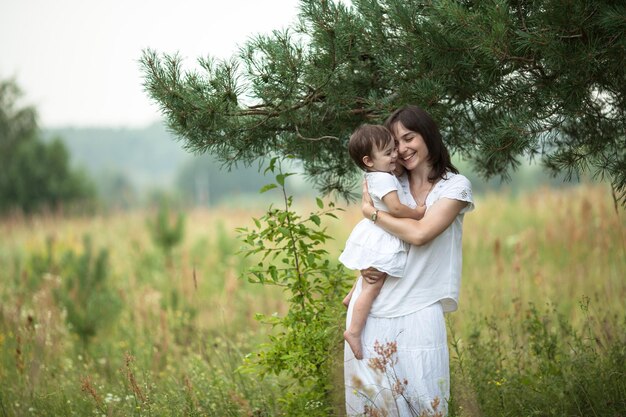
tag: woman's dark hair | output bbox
[348,124,395,171]
[384,105,458,181]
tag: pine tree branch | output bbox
[294,126,339,141]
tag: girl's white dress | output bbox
[344,172,475,417]
[339,171,415,277]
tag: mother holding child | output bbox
[339,105,474,416]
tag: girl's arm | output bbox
[363,184,467,246]
[361,267,387,284]
[381,190,426,220]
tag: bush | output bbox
[236,158,352,415]
[53,235,122,347]
[146,199,185,265]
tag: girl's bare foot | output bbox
[344,330,363,360]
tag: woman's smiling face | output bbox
[392,122,430,171]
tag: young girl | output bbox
[339,124,426,360]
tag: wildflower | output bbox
[351,375,364,390]
[124,353,147,403]
[431,397,440,412]
[391,378,408,396]
[80,376,104,410]
[367,340,398,373]
[305,400,323,410]
[364,404,389,417]
[104,393,121,404]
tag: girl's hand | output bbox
[392,163,405,177]
[360,267,387,284]
[361,180,375,219]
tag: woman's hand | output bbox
[361,180,375,219]
[360,267,387,284]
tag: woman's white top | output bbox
[369,171,474,317]
[338,171,415,277]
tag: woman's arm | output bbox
[381,191,426,220]
[363,184,467,246]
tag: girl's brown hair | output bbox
[348,124,395,171]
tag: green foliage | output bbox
[0,79,94,214]
[236,157,352,415]
[147,199,185,262]
[450,300,626,416]
[53,235,122,347]
[141,0,625,203]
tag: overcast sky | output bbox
[0,0,301,128]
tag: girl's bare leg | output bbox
[343,281,357,308]
[344,278,385,360]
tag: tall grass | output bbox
[451,185,625,416]
[0,184,624,416]
[0,206,285,416]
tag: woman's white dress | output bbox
[339,171,415,277]
[344,172,474,416]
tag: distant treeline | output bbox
[43,122,584,209]
[43,124,285,208]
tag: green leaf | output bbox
[260,183,278,193]
[310,215,321,226]
[264,157,277,175]
[316,197,324,209]
[269,265,278,281]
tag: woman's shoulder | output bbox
[439,172,471,189]
[433,172,474,211]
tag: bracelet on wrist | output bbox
[370,209,379,223]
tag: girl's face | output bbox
[364,140,397,172]
[392,122,430,171]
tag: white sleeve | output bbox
[440,174,475,213]
[367,173,400,200]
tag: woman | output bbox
[344,105,474,416]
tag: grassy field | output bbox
[0,184,624,416]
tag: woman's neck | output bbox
[408,164,434,186]
[408,165,437,206]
